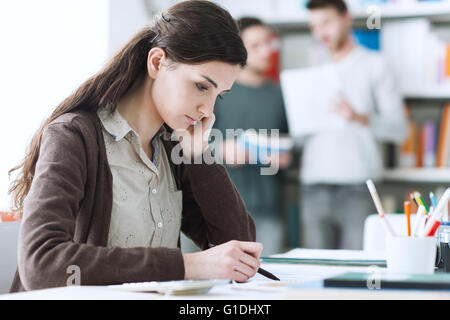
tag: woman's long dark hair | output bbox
[9,0,247,215]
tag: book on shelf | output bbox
[352,29,380,51]
[423,121,437,167]
[382,18,450,92]
[399,103,450,169]
[437,103,450,167]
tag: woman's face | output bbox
[150,59,241,130]
[241,25,273,74]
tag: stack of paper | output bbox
[262,248,387,267]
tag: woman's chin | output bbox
[164,120,190,132]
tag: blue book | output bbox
[353,29,380,51]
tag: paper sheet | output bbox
[270,248,386,261]
[229,262,374,294]
[280,65,346,137]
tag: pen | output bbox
[434,188,450,216]
[412,205,426,237]
[207,243,280,281]
[429,192,438,208]
[422,208,442,237]
[255,266,280,281]
[422,188,450,237]
[404,201,411,237]
[366,180,396,236]
[414,191,429,214]
[410,193,419,208]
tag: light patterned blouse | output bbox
[97,107,182,249]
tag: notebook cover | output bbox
[324,272,450,290]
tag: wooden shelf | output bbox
[383,168,450,183]
[403,86,450,100]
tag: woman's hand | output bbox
[175,114,216,159]
[183,240,263,283]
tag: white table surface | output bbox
[2,263,450,300]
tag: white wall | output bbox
[0,0,158,211]
[0,0,109,210]
[108,0,151,56]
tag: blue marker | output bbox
[429,192,438,208]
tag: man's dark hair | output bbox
[306,0,348,14]
[237,17,265,34]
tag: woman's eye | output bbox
[196,83,208,92]
[217,94,224,100]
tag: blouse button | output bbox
[151,189,157,195]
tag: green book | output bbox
[324,272,450,290]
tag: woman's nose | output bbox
[198,100,215,118]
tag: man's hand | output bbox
[331,92,369,126]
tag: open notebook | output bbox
[108,279,230,295]
[261,248,387,267]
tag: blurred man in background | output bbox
[214,17,291,255]
[298,0,408,249]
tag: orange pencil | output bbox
[404,201,412,237]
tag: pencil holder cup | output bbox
[385,236,437,275]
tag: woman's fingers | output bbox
[174,113,216,158]
[235,241,263,259]
[201,113,216,140]
[234,260,257,278]
[232,270,251,283]
[237,250,260,272]
[183,241,263,282]
[224,241,262,282]
[231,271,249,283]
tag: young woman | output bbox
[9,0,262,292]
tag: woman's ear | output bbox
[147,47,167,79]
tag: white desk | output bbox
[2,263,450,300]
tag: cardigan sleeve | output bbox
[17,120,185,291]
[180,159,256,250]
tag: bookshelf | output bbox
[403,87,450,101]
[383,168,450,183]
[267,1,450,187]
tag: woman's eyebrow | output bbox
[201,75,218,89]
[201,75,232,93]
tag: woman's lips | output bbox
[185,115,198,126]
